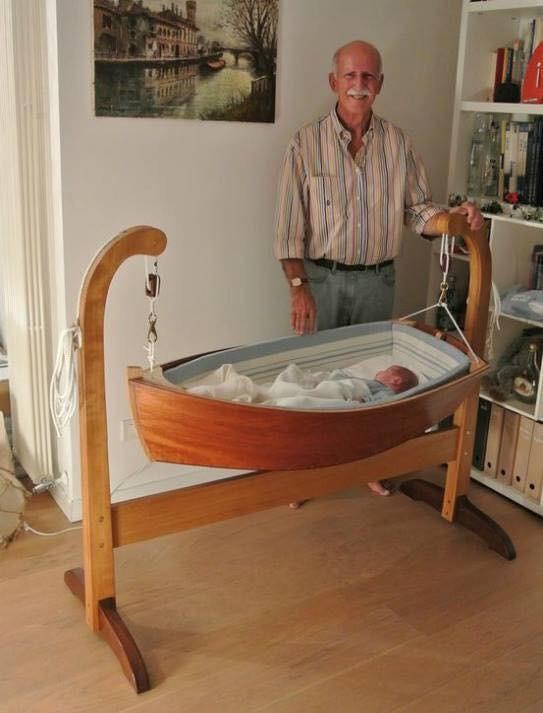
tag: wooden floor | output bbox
[2,468,543,713]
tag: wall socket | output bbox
[120,418,138,441]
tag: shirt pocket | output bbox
[309,176,348,242]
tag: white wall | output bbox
[52,0,462,519]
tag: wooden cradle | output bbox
[65,214,515,694]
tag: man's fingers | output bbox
[290,288,316,335]
[291,308,315,335]
[306,309,316,334]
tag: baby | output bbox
[374,364,419,394]
[259,363,419,408]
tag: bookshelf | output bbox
[429,0,543,514]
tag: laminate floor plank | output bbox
[1,469,541,713]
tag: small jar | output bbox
[512,343,541,404]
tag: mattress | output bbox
[163,321,471,406]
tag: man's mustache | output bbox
[346,89,373,98]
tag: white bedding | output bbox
[186,356,427,409]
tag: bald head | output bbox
[331,41,383,78]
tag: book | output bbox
[493,47,505,101]
[496,411,520,486]
[512,416,535,493]
[526,118,543,206]
[472,398,492,471]
[484,404,505,478]
[525,421,543,502]
[516,121,530,200]
[488,50,498,102]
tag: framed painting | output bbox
[93,0,278,122]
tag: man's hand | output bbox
[450,201,485,231]
[291,284,317,335]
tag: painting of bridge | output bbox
[93,0,278,122]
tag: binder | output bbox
[472,398,492,471]
[496,411,520,486]
[512,416,535,493]
[525,422,543,502]
[484,404,505,478]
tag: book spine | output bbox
[473,398,492,471]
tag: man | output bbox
[274,40,483,498]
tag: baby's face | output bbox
[376,366,418,393]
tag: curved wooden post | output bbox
[65,226,167,692]
[432,214,490,518]
[434,212,491,356]
[401,214,515,559]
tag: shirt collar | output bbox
[330,105,376,145]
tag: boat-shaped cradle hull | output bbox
[128,359,487,471]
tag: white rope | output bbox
[49,325,81,438]
[399,303,481,363]
[438,233,456,282]
[485,280,502,361]
[399,232,481,363]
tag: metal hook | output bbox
[147,313,158,343]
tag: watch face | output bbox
[291,277,302,287]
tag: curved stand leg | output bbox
[400,479,516,561]
[65,568,150,694]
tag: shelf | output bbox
[482,211,543,228]
[470,468,543,516]
[499,310,543,328]
[480,387,538,417]
[467,0,543,16]
[461,101,543,114]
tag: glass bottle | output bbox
[467,114,490,197]
[482,121,500,197]
[512,342,541,404]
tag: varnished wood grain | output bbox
[0,379,10,415]
[111,429,458,547]
[64,568,150,693]
[76,226,166,631]
[128,361,486,470]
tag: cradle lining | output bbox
[164,322,470,405]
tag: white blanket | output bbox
[186,358,409,409]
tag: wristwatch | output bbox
[290,277,308,287]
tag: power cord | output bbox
[23,521,81,537]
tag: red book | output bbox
[522,42,543,103]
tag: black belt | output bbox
[311,258,394,272]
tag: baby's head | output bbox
[375,365,418,394]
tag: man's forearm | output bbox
[421,210,448,238]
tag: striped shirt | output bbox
[274,107,442,265]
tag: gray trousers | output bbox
[304,259,395,331]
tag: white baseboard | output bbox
[50,463,250,523]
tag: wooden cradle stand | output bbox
[65,215,515,694]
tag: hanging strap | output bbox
[143,257,161,371]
